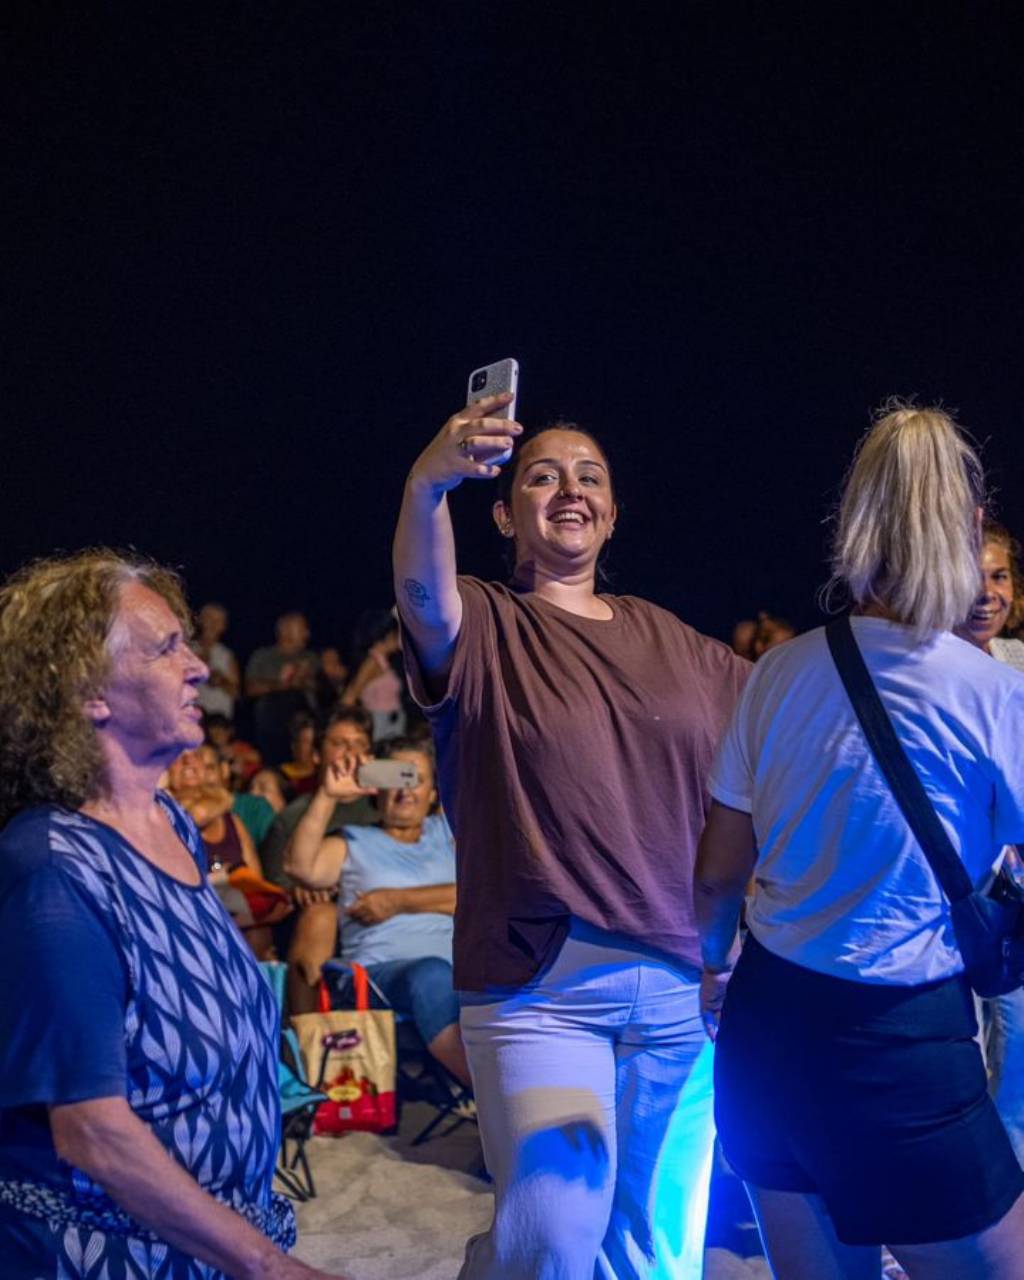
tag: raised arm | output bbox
[283,755,374,890]
[180,784,234,830]
[393,392,521,685]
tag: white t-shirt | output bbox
[710,617,1024,985]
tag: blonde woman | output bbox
[697,405,1024,1279]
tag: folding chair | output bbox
[321,957,476,1147]
[259,960,327,1200]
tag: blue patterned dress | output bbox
[0,796,294,1278]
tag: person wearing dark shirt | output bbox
[0,549,342,1280]
[244,612,320,765]
[393,399,748,1279]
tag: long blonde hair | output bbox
[0,549,191,826]
[831,401,984,640]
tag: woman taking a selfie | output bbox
[393,390,748,1279]
[697,405,1024,1279]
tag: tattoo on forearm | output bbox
[403,578,431,609]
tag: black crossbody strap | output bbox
[825,614,975,904]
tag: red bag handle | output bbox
[318,964,370,1013]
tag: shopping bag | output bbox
[291,965,397,1135]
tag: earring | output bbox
[502,524,514,537]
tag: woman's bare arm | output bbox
[283,792,349,891]
[393,393,521,684]
[695,801,757,970]
[50,1097,343,1280]
[283,756,374,890]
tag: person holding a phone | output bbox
[284,739,469,1086]
[392,379,748,1279]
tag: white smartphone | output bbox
[467,357,519,422]
[356,760,419,790]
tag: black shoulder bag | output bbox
[826,613,1024,997]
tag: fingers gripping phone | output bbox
[467,357,519,422]
[356,760,419,790]
[467,357,519,467]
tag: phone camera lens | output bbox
[470,370,488,393]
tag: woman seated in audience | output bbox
[279,710,320,797]
[166,744,289,957]
[342,609,408,742]
[203,710,262,787]
[247,766,290,815]
[284,737,469,1086]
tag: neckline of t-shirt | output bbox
[846,615,977,658]
[513,588,623,627]
[848,615,951,641]
[72,802,207,893]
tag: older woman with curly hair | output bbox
[0,550,342,1280]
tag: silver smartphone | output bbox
[356,760,419,790]
[467,357,519,421]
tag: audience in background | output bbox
[732,611,798,660]
[194,601,241,719]
[751,611,797,657]
[285,738,468,1086]
[166,744,288,959]
[342,609,407,741]
[248,766,289,816]
[232,779,278,847]
[204,710,262,786]
[317,645,349,713]
[731,618,758,660]
[246,612,320,764]
[257,707,379,1012]
[280,711,321,797]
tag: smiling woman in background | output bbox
[958,520,1024,1172]
[0,550,342,1280]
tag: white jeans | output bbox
[458,922,715,1280]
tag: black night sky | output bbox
[7,6,1024,662]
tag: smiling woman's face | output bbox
[495,429,617,577]
[962,540,1014,650]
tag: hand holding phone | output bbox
[467,358,519,465]
[408,359,522,495]
[468,358,519,420]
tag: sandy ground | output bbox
[289,1104,771,1280]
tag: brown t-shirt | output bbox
[403,577,749,991]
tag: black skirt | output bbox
[715,932,1024,1245]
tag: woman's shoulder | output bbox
[615,594,750,668]
[0,805,120,902]
[0,806,62,881]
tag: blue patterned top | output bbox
[0,795,290,1278]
